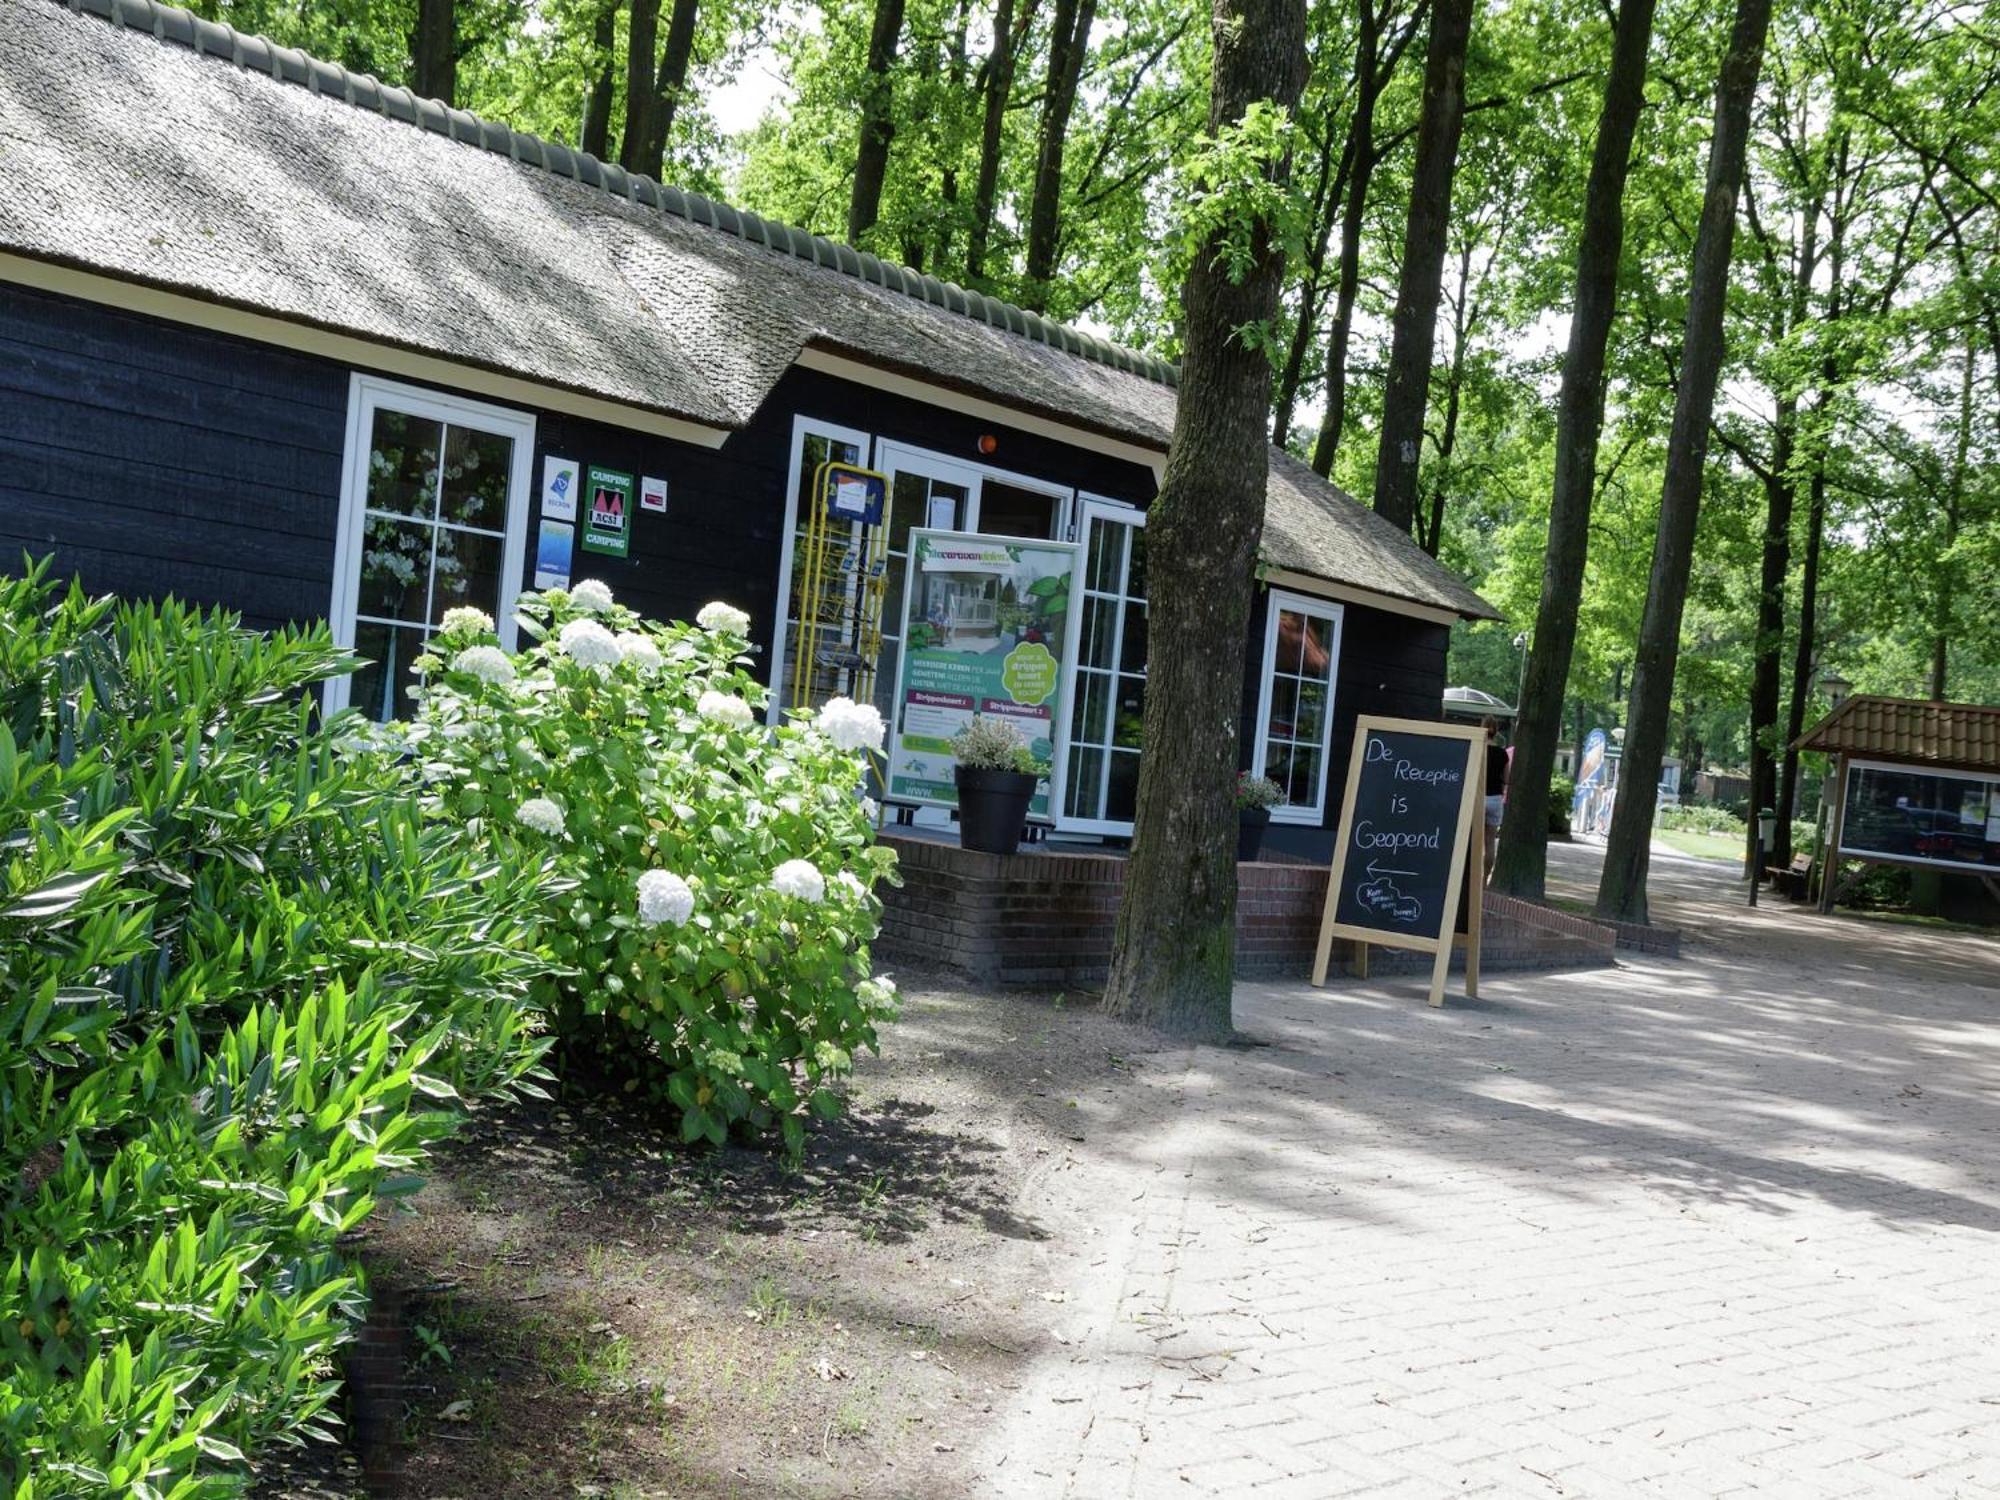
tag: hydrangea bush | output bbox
[409,585,900,1152]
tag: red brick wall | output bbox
[876,836,1617,987]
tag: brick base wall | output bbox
[877,836,1619,988]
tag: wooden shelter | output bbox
[1793,696,2000,914]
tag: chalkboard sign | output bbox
[1312,716,1484,1007]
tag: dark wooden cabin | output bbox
[0,0,1496,861]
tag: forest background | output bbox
[186,0,2000,852]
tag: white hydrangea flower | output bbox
[636,869,695,928]
[516,797,566,836]
[818,696,886,754]
[771,859,826,904]
[450,644,517,685]
[438,606,495,637]
[836,870,870,902]
[857,976,898,1009]
[615,631,663,671]
[570,578,615,613]
[860,796,880,823]
[699,689,755,729]
[696,600,752,636]
[558,617,621,669]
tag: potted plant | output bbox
[1235,772,1285,862]
[952,716,1045,854]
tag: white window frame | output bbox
[1837,757,2000,872]
[1055,495,1146,836]
[326,373,536,713]
[1252,589,1346,825]
[768,414,875,725]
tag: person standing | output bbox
[1482,717,1510,879]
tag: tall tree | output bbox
[849,0,910,243]
[1490,0,1656,899]
[579,0,621,162]
[621,0,662,172]
[965,0,1024,283]
[410,0,456,103]
[1102,0,1307,1039]
[1369,0,1475,532]
[1022,0,1098,310]
[1596,0,1775,925]
[631,0,702,179]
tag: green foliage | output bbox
[0,561,556,1497]
[1233,772,1285,811]
[405,587,901,1157]
[1547,775,1574,836]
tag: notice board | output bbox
[1312,716,1484,1007]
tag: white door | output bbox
[1058,498,1147,834]
[877,444,983,730]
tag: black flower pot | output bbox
[1237,806,1273,863]
[956,766,1039,854]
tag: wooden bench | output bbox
[1766,852,1812,901]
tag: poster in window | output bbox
[534,516,574,590]
[640,475,669,513]
[885,530,1080,821]
[581,467,634,556]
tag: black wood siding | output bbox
[0,283,348,631]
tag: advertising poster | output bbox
[541,455,579,522]
[640,475,669,513]
[581,466,634,557]
[533,516,574,589]
[887,530,1079,821]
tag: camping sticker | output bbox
[581,466,634,557]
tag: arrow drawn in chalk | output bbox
[1365,860,1417,879]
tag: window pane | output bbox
[1266,677,1299,743]
[1274,608,1305,674]
[438,425,512,530]
[1295,679,1328,745]
[365,410,442,519]
[1082,598,1117,669]
[429,527,505,623]
[350,620,427,723]
[1123,524,1147,602]
[1088,518,1121,594]
[1287,745,1322,810]
[1113,675,1145,748]
[1300,613,1334,678]
[1074,670,1110,747]
[1263,740,1291,786]
[1119,601,1148,674]
[357,517,432,623]
[1066,746,1104,819]
[1106,750,1140,822]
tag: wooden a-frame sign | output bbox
[1311,715,1485,1008]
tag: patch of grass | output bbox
[1654,828,1744,863]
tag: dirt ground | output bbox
[256,969,1169,1500]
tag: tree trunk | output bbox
[1745,402,1796,874]
[632,0,700,179]
[1022,0,1098,311]
[1309,0,1385,478]
[579,0,621,162]
[965,0,1019,283]
[1369,0,1475,534]
[1489,0,1662,896]
[1932,336,1973,700]
[1595,0,1773,926]
[410,0,456,104]
[1418,237,1474,556]
[848,0,909,244]
[1272,101,1359,446]
[620,0,662,173]
[1102,0,1307,1040]
[1773,448,1825,863]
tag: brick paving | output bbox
[980,843,2000,1497]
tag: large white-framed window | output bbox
[1058,496,1146,835]
[1253,589,1345,824]
[769,415,875,725]
[327,374,535,719]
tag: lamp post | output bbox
[1512,632,1528,711]
[1750,805,1776,907]
[1821,671,1852,710]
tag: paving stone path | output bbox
[979,843,2000,1497]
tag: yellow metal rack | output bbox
[790,460,891,720]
